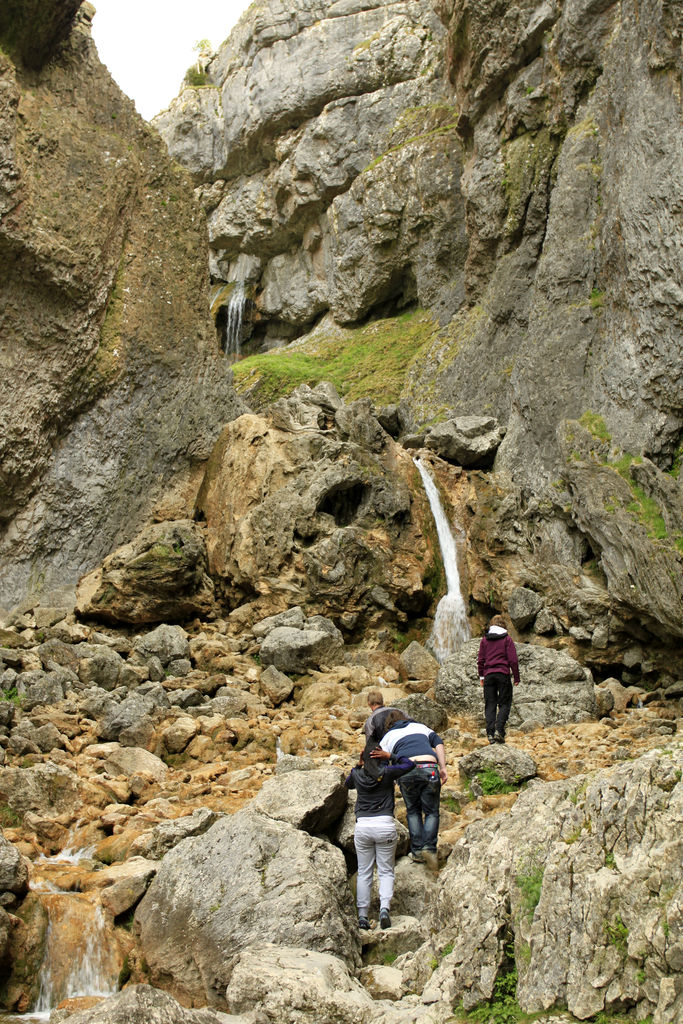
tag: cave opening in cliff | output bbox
[317,481,369,527]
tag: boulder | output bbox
[458,746,537,787]
[15,669,66,710]
[0,835,29,897]
[161,717,199,754]
[85,743,168,785]
[508,587,544,630]
[259,664,295,705]
[133,624,190,666]
[50,984,229,1024]
[135,809,360,1006]
[260,625,344,674]
[226,945,380,1024]
[194,410,432,636]
[77,648,124,690]
[76,521,215,626]
[399,642,439,682]
[129,808,219,861]
[392,694,449,734]
[426,748,683,1022]
[424,417,505,467]
[436,639,597,728]
[97,693,155,743]
[97,859,158,918]
[252,606,306,638]
[0,763,80,817]
[250,767,348,834]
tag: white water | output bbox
[33,898,118,1013]
[224,281,246,357]
[415,458,470,661]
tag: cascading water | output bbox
[224,281,246,357]
[414,457,470,662]
[33,895,119,1013]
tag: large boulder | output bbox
[0,835,28,897]
[436,639,596,728]
[135,809,360,1007]
[52,984,229,1024]
[76,522,215,625]
[423,417,505,467]
[0,6,245,607]
[250,767,347,833]
[225,944,388,1024]
[0,762,81,817]
[195,404,436,633]
[260,625,344,674]
[424,748,683,1023]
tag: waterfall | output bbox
[224,281,246,357]
[414,457,470,662]
[33,895,119,1013]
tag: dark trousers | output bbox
[398,765,441,853]
[484,673,513,737]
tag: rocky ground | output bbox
[0,597,680,1022]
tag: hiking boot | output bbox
[380,909,391,929]
[494,732,505,744]
[422,850,439,873]
[410,852,424,863]
[358,916,370,930]
[487,733,496,744]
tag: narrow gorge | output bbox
[0,1,681,1023]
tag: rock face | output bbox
[425,748,683,1023]
[155,0,465,340]
[0,4,245,606]
[135,807,360,1007]
[436,639,597,728]
[194,386,442,633]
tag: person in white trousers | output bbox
[345,741,415,930]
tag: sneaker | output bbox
[422,850,439,873]
[380,909,391,929]
[494,732,505,744]
[487,733,496,744]
[410,852,424,863]
[358,916,370,930]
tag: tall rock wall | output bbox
[0,2,245,606]
[154,0,466,341]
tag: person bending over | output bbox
[374,710,447,872]
[345,740,415,930]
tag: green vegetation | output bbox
[232,308,437,407]
[0,803,21,828]
[604,849,616,869]
[476,766,518,795]
[604,914,629,955]
[118,955,131,988]
[464,965,527,1024]
[0,686,23,706]
[589,288,605,310]
[579,411,610,442]
[364,103,460,173]
[516,854,545,920]
[383,951,398,965]
[184,66,208,87]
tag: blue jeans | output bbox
[399,764,441,854]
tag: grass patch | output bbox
[232,308,437,408]
[0,686,23,706]
[579,410,610,442]
[604,914,629,955]
[464,964,528,1024]
[516,854,545,920]
[476,766,517,795]
[0,803,22,828]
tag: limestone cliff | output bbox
[0,2,245,606]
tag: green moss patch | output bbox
[232,308,438,407]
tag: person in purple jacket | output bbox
[477,614,520,744]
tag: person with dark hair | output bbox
[345,740,415,931]
[477,614,520,744]
[374,710,447,872]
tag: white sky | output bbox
[91,0,252,121]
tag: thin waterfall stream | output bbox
[224,281,246,357]
[414,457,470,661]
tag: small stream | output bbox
[415,457,470,661]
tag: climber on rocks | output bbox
[362,688,400,745]
[345,739,415,931]
[477,614,520,744]
[373,710,447,872]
